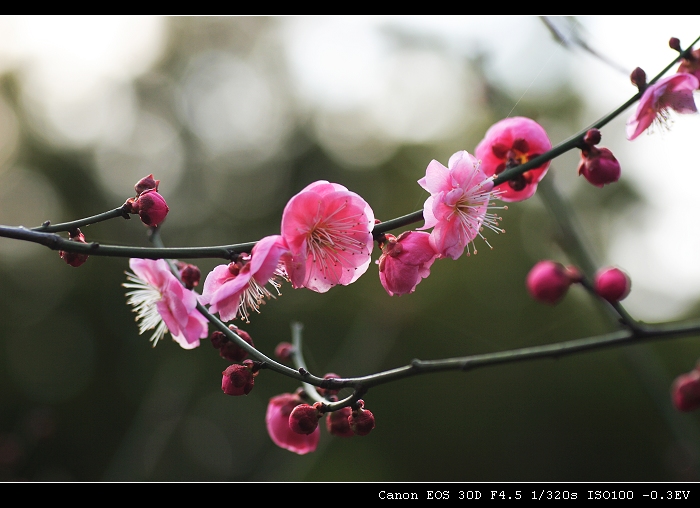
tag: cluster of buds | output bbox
[265,391,376,455]
[211,327,255,362]
[123,174,169,227]
[527,262,631,306]
[288,399,376,438]
[59,229,90,267]
[671,362,700,412]
[221,359,260,396]
[577,129,621,188]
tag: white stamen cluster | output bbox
[124,272,168,346]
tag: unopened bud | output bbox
[526,260,576,305]
[274,342,295,362]
[326,406,354,437]
[177,263,201,289]
[594,267,631,303]
[317,373,341,397]
[132,189,169,227]
[210,331,227,349]
[578,146,621,188]
[289,403,323,435]
[349,400,375,436]
[669,37,682,53]
[630,67,647,91]
[221,362,255,396]
[217,326,254,362]
[134,174,160,195]
[671,370,700,412]
[582,128,601,147]
[59,229,89,267]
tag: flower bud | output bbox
[326,406,354,437]
[671,370,700,412]
[131,188,169,227]
[274,342,295,362]
[59,229,89,267]
[210,331,227,349]
[221,362,255,396]
[669,37,682,53]
[289,403,323,435]
[317,373,341,397]
[582,128,601,147]
[177,262,201,290]
[578,146,621,187]
[134,174,160,195]
[220,327,254,362]
[526,260,576,305]
[349,400,375,436]
[594,267,631,303]
[630,67,647,90]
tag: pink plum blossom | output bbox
[200,235,289,323]
[418,150,504,260]
[377,231,438,296]
[475,117,552,202]
[626,73,699,140]
[266,393,320,455]
[281,181,374,293]
[124,258,209,349]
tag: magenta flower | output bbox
[418,150,504,260]
[626,73,699,140]
[378,231,438,296]
[281,181,375,293]
[475,117,552,202]
[124,258,209,349]
[200,235,289,323]
[266,393,320,455]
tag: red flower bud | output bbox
[59,229,89,267]
[289,403,323,435]
[526,260,577,305]
[349,400,375,436]
[177,263,201,290]
[578,146,621,187]
[274,342,295,362]
[317,373,341,397]
[326,406,354,437]
[669,37,682,53]
[218,327,254,362]
[132,188,169,227]
[582,128,601,147]
[134,174,160,195]
[630,67,647,90]
[671,370,700,412]
[221,362,255,396]
[594,267,631,303]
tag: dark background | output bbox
[0,17,699,481]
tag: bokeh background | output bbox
[0,15,699,481]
